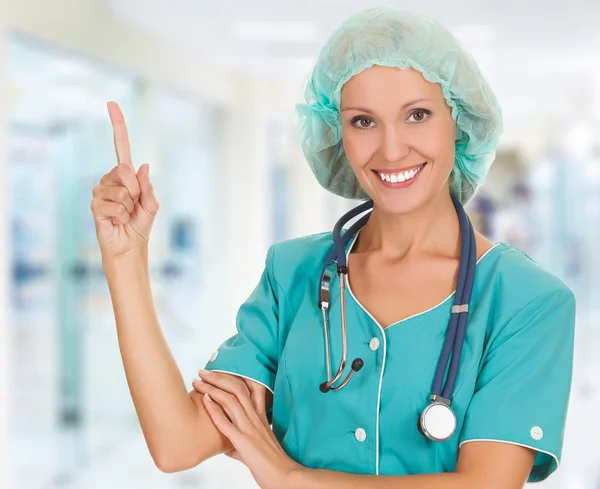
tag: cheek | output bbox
[341,128,377,169]
[422,122,456,169]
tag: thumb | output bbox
[136,164,159,216]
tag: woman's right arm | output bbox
[92,102,234,473]
[103,250,233,473]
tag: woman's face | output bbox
[340,65,456,214]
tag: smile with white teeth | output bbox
[377,163,425,183]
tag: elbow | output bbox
[153,454,194,474]
[155,460,180,474]
[152,448,210,474]
[153,452,184,473]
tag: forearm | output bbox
[289,468,475,489]
[103,249,209,470]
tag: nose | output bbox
[381,125,411,163]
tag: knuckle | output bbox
[115,164,127,178]
[91,199,102,212]
[230,376,247,389]
[116,186,129,201]
[238,384,251,399]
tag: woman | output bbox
[91,6,576,489]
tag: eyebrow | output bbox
[340,98,431,112]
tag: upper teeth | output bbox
[377,164,424,183]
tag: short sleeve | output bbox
[204,245,280,394]
[458,286,576,483]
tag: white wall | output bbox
[218,71,336,336]
[3,0,233,105]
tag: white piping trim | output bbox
[459,438,559,483]
[375,324,387,475]
[204,369,274,395]
[343,231,503,474]
[344,230,387,474]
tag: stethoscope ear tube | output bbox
[319,201,372,393]
[320,358,364,393]
[442,215,477,399]
[318,208,372,309]
[320,270,366,392]
[332,200,374,269]
[430,195,473,397]
[420,194,477,441]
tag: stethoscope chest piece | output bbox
[418,396,457,442]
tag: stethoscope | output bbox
[317,193,477,442]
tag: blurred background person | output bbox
[493,181,536,254]
[0,1,599,488]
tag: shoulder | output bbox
[267,231,333,279]
[485,242,576,326]
[270,231,333,257]
[263,231,339,306]
[491,243,574,298]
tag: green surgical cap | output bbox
[294,7,503,205]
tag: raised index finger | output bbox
[107,101,134,171]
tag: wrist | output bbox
[102,247,149,274]
[287,465,311,489]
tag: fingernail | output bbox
[198,369,211,376]
[204,393,212,402]
[192,377,202,383]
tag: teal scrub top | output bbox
[204,231,576,483]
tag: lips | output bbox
[372,162,427,187]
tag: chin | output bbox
[369,192,429,216]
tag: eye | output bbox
[350,116,375,130]
[407,109,431,123]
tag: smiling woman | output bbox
[196,6,576,489]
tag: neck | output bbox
[355,191,461,261]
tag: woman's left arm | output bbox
[193,371,535,489]
[287,442,536,489]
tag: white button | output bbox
[209,350,219,363]
[530,426,544,440]
[355,428,367,442]
[369,337,380,351]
